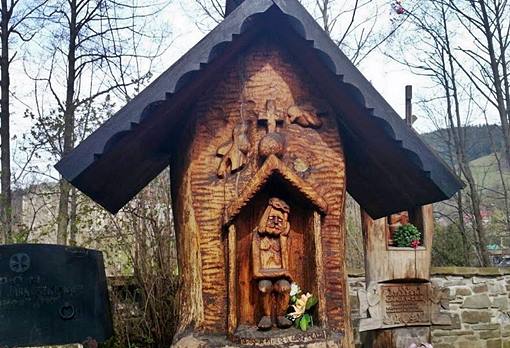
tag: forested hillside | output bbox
[421,125,504,164]
[418,125,510,267]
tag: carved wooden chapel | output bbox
[55,0,463,347]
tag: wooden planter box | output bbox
[362,205,433,284]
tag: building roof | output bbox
[55,0,463,218]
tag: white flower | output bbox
[290,282,301,297]
[288,292,313,320]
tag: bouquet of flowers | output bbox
[393,223,421,248]
[286,283,318,331]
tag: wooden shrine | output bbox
[55,1,463,347]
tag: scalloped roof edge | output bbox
[54,0,464,216]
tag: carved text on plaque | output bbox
[380,283,430,326]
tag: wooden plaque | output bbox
[380,283,430,326]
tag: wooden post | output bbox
[405,85,413,126]
[313,211,328,327]
[227,224,238,336]
[361,86,434,347]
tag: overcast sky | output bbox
[9,0,455,158]
[140,1,435,132]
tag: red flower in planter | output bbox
[411,240,421,249]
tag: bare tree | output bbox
[188,0,401,65]
[0,0,48,242]
[73,170,178,347]
[388,0,493,265]
[108,170,177,347]
[440,0,510,167]
[25,0,170,245]
[311,0,406,65]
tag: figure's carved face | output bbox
[258,198,290,236]
[265,208,286,234]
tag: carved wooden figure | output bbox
[252,197,293,330]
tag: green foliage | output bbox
[288,285,318,332]
[393,223,421,247]
[432,224,473,267]
[305,296,318,310]
[299,313,312,331]
[294,313,313,331]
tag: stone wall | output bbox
[348,268,510,348]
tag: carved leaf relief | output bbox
[217,121,250,178]
[287,104,323,128]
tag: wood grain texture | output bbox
[313,211,328,328]
[225,155,328,225]
[235,192,315,327]
[227,224,238,336]
[171,36,348,337]
[169,122,205,337]
[366,327,431,348]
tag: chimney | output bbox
[225,0,245,17]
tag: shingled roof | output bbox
[55,0,463,218]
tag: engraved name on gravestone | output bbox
[380,283,430,326]
[0,244,113,347]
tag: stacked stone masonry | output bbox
[348,268,510,348]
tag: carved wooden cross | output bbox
[258,100,284,133]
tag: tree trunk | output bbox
[476,0,510,167]
[69,188,78,246]
[445,126,471,264]
[441,5,490,265]
[485,120,510,233]
[57,180,70,244]
[0,0,11,243]
[56,0,77,245]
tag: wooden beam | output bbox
[312,211,328,327]
[227,224,238,336]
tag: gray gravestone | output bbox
[0,244,113,347]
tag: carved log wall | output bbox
[170,36,350,338]
[170,120,205,335]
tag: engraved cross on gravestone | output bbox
[0,244,113,347]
